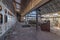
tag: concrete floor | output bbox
[5,22,60,40]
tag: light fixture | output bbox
[24,17,25,19]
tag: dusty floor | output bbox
[5,22,60,40]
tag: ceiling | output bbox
[13,0,30,13]
[13,0,50,17]
[14,0,21,12]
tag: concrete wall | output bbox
[0,1,17,37]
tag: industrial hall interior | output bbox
[0,0,60,40]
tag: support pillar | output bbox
[36,9,40,30]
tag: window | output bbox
[0,14,3,24]
[5,9,7,13]
[0,5,2,11]
[4,15,7,23]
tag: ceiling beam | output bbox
[21,0,49,16]
[13,0,17,15]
